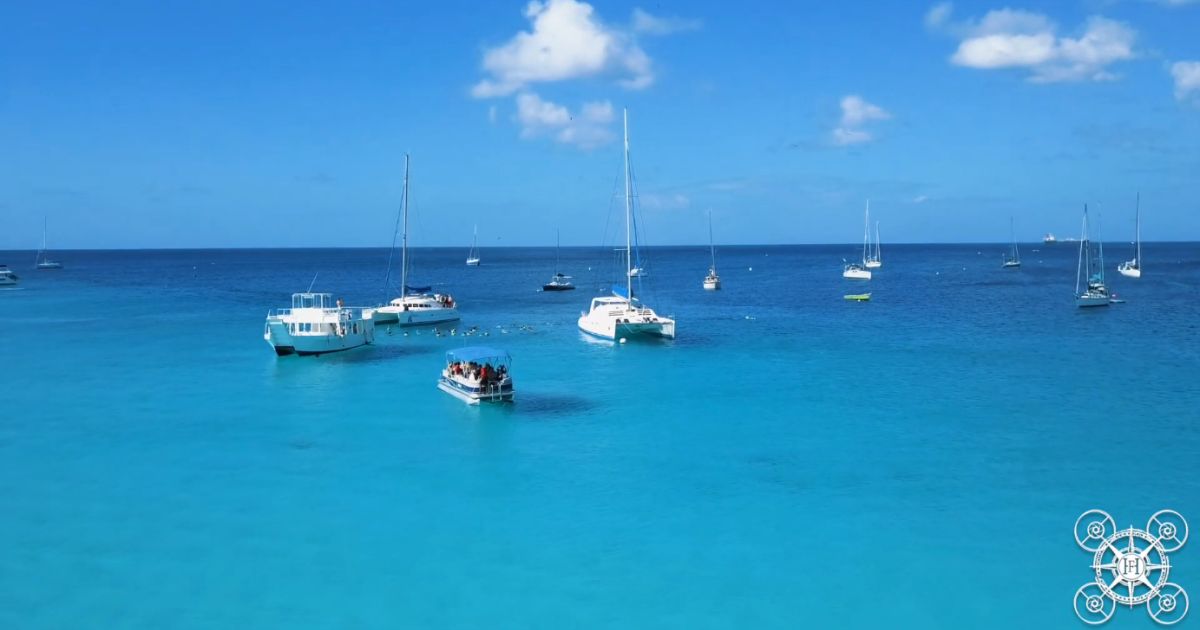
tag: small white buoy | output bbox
[619,337,627,344]
[748,266,753,271]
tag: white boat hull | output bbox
[466,258,480,266]
[0,276,17,286]
[437,377,514,405]
[578,312,676,341]
[370,305,459,327]
[864,261,881,269]
[1075,294,1111,308]
[843,268,872,280]
[703,277,720,290]
[264,319,375,356]
[1117,264,1140,278]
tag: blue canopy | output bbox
[405,284,432,294]
[446,346,511,364]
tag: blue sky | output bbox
[1,0,1198,248]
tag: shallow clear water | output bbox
[1,243,1198,628]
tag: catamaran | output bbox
[264,292,375,356]
[1075,205,1110,308]
[369,154,461,326]
[465,225,481,266]
[578,109,676,341]
[35,218,63,270]
[1117,194,1141,278]
[703,210,721,290]
[843,201,872,279]
[543,230,575,291]
[1002,217,1021,268]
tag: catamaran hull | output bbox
[1075,295,1110,308]
[578,317,676,341]
[369,306,459,327]
[264,321,375,356]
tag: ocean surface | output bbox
[1,243,1198,628]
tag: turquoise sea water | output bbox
[1,243,1198,628]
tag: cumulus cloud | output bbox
[930,6,1136,83]
[515,92,614,148]
[1172,61,1200,104]
[472,0,657,98]
[831,95,891,146]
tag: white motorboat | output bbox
[265,292,375,356]
[0,265,19,286]
[35,218,62,270]
[703,210,721,290]
[465,225,481,266]
[1044,233,1057,244]
[372,154,461,326]
[437,346,514,405]
[1075,205,1110,308]
[578,109,676,341]
[842,262,872,280]
[1117,193,1141,278]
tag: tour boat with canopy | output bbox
[437,346,514,404]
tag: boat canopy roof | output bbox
[291,293,334,308]
[405,284,432,294]
[446,346,511,364]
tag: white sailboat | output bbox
[543,230,575,291]
[1117,193,1141,278]
[35,218,63,270]
[578,109,676,341]
[703,210,721,290]
[369,155,461,326]
[865,205,882,269]
[1002,217,1021,268]
[465,225,481,266]
[843,201,872,279]
[1075,204,1110,308]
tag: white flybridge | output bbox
[369,154,461,326]
[578,109,676,341]
[843,201,873,279]
[466,225,481,266]
[1075,204,1110,308]
[1117,193,1141,278]
[703,210,721,290]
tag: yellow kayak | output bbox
[844,293,871,301]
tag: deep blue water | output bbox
[1,243,1198,628]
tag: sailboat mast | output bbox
[874,221,881,261]
[862,201,870,264]
[1076,208,1086,294]
[708,210,716,270]
[555,229,561,274]
[400,154,410,296]
[623,108,633,302]
[1135,192,1141,266]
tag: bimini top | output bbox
[445,346,511,364]
[291,292,335,308]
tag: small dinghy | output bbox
[844,293,871,301]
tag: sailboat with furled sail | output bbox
[1075,204,1110,308]
[578,109,675,341]
[1002,217,1021,268]
[35,218,63,270]
[703,210,721,290]
[543,230,574,291]
[368,154,461,326]
[843,201,872,279]
[1117,193,1141,278]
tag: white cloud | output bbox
[924,2,953,29]
[912,194,929,204]
[631,8,701,35]
[639,192,691,210]
[934,8,1136,83]
[1172,61,1200,103]
[471,0,655,98]
[831,95,891,146]
[515,92,614,148]
[487,105,498,124]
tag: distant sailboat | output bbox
[1002,217,1021,268]
[865,206,881,269]
[1075,205,1110,308]
[35,218,63,270]
[703,210,721,290]
[466,225,481,266]
[843,201,872,279]
[1117,193,1141,278]
[543,230,575,291]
